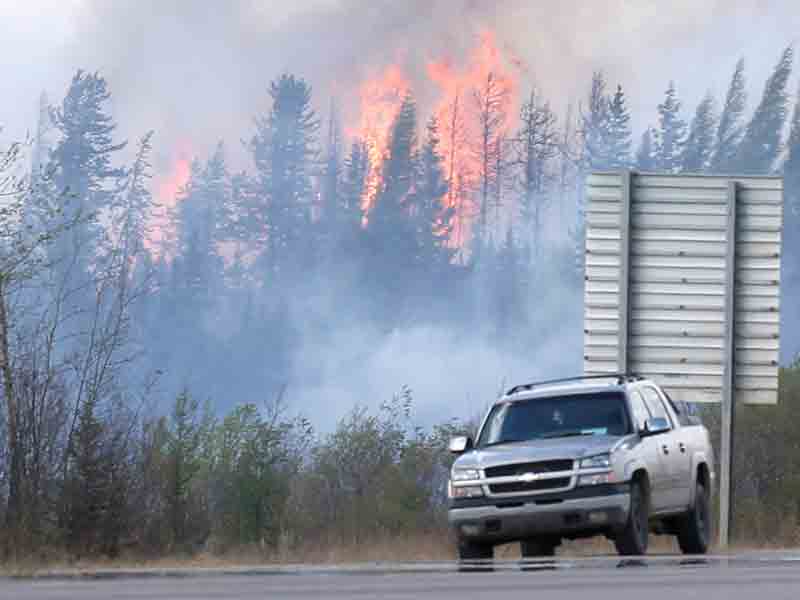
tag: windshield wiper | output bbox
[539,430,596,439]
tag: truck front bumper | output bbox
[448,483,630,544]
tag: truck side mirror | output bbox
[449,435,474,454]
[640,417,670,437]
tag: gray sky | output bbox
[2,0,799,180]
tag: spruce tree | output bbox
[735,46,794,174]
[682,93,717,173]
[581,71,611,170]
[342,140,369,233]
[411,117,453,268]
[515,89,558,262]
[248,73,320,277]
[782,84,800,266]
[371,94,417,232]
[711,58,747,172]
[320,100,343,235]
[67,398,108,555]
[606,84,633,169]
[635,127,657,171]
[172,145,227,309]
[48,70,127,270]
[654,81,688,173]
[365,94,419,318]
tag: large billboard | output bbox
[583,171,783,405]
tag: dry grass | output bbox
[0,529,792,576]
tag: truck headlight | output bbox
[449,484,484,499]
[578,473,614,486]
[451,468,480,482]
[579,453,611,470]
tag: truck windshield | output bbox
[477,392,630,447]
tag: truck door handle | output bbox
[679,442,686,453]
[662,445,669,455]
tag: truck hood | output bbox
[454,435,627,471]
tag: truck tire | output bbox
[458,539,493,561]
[614,478,649,556]
[676,480,710,555]
[520,537,558,558]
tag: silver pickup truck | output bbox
[447,374,715,558]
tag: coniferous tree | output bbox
[735,46,794,174]
[782,84,800,269]
[342,140,369,233]
[248,74,320,277]
[711,58,747,172]
[320,100,343,235]
[371,94,417,232]
[580,71,612,171]
[606,84,633,169]
[66,398,108,555]
[515,89,558,262]
[365,94,419,318]
[172,146,227,309]
[48,70,127,270]
[654,81,688,173]
[411,117,453,268]
[635,127,657,171]
[682,93,717,173]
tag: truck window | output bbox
[628,390,650,431]
[660,388,691,427]
[640,386,671,426]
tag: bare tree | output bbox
[472,73,510,253]
[512,89,559,264]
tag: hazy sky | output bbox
[2,1,799,180]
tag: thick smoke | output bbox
[2,0,799,430]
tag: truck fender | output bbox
[623,458,648,484]
[689,451,711,506]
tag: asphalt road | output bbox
[3,554,800,600]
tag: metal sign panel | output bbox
[583,171,783,405]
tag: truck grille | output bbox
[488,477,571,495]
[484,459,574,479]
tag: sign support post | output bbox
[617,170,633,373]
[719,181,738,550]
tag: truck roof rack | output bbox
[505,373,644,396]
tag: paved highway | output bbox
[3,554,800,599]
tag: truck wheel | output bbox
[520,537,558,558]
[676,480,710,555]
[458,539,493,561]
[614,478,649,556]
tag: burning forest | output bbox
[2,0,800,565]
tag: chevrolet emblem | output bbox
[519,472,540,482]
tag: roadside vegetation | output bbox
[2,43,800,566]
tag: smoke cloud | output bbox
[2,0,799,429]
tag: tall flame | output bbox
[350,64,410,215]
[428,29,519,248]
[149,146,192,258]
[350,29,521,248]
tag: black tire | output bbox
[520,537,558,558]
[458,539,493,561]
[615,478,649,556]
[676,480,711,555]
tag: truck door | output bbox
[628,390,670,513]
[641,386,691,510]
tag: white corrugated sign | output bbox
[583,171,783,405]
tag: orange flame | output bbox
[349,64,411,215]
[149,147,193,258]
[428,29,519,248]
[349,29,520,249]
